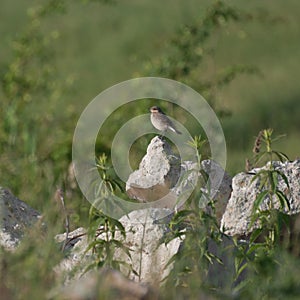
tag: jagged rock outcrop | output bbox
[126,136,232,221]
[0,187,41,250]
[126,137,180,208]
[221,160,300,236]
[55,209,181,285]
[115,208,181,284]
[126,137,180,192]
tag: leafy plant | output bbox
[161,136,224,298]
[234,129,292,294]
[84,154,131,272]
[251,128,289,167]
[250,129,290,242]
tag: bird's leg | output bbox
[159,130,166,140]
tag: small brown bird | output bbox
[150,106,182,135]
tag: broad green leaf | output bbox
[275,190,290,211]
[253,190,269,212]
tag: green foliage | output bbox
[84,154,131,272]
[234,129,294,296]
[0,0,115,215]
[93,154,124,196]
[244,129,291,233]
[187,135,208,164]
[251,128,289,166]
[85,209,131,271]
[145,1,259,114]
[0,0,75,208]
[233,247,300,299]
[161,131,299,299]
[0,221,64,300]
[249,129,290,239]
[160,136,225,298]
[1,0,300,299]
[162,207,224,298]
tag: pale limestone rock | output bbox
[115,208,182,284]
[126,136,232,222]
[221,160,300,236]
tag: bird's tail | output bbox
[169,126,182,134]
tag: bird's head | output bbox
[150,106,162,113]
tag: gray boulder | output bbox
[126,136,232,222]
[0,187,41,250]
[221,160,300,236]
[126,136,180,209]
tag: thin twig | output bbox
[55,188,70,252]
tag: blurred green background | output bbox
[1,0,300,224]
[1,1,300,298]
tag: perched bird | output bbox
[150,106,182,135]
